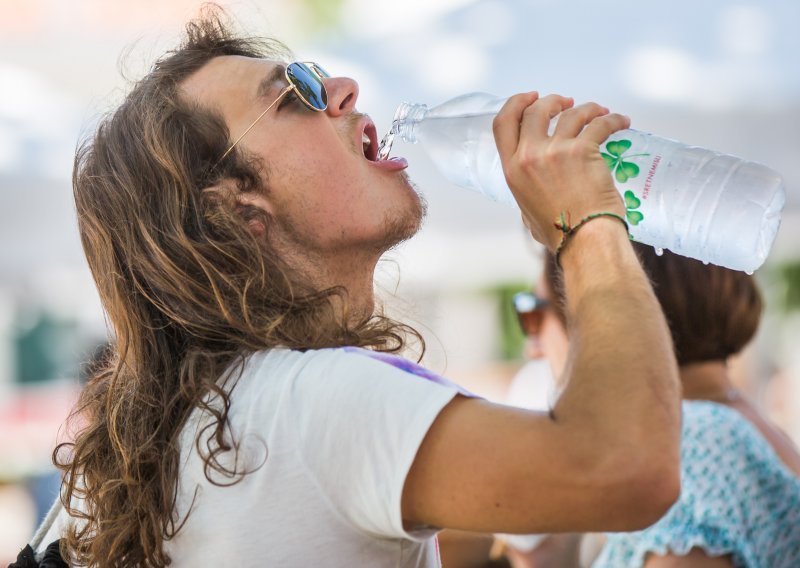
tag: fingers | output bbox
[493,92,539,161]
[551,102,609,138]
[495,94,625,158]
[518,94,574,141]
[579,112,631,144]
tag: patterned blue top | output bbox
[593,401,800,567]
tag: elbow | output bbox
[627,463,681,529]
[612,456,681,531]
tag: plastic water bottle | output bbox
[380,92,785,272]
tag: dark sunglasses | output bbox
[217,61,330,164]
[512,291,550,337]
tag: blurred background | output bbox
[0,0,798,560]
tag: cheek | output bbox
[271,144,353,206]
[268,148,377,240]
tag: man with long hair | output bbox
[41,9,683,567]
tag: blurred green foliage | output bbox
[490,282,531,361]
[15,311,82,383]
[777,260,800,312]
[299,0,347,32]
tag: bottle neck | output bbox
[392,102,429,143]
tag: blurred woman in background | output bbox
[508,242,800,567]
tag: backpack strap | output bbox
[9,496,67,567]
[30,497,63,552]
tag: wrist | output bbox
[554,212,630,267]
[557,216,638,276]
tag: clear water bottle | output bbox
[383,92,785,272]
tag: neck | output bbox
[270,233,380,323]
[680,360,738,403]
[329,264,378,323]
[307,250,380,323]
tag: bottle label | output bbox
[601,131,672,244]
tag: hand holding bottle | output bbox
[492,92,631,251]
[386,91,784,271]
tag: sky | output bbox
[0,0,798,293]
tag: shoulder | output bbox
[678,400,800,508]
[596,401,800,567]
[678,401,789,473]
[237,347,467,440]
[277,346,473,398]
[680,399,751,437]
[222,347,467,425]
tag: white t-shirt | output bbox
[42,347,462,566]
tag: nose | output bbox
[524,337,545,360]
[324,76,359,116]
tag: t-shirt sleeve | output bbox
[287,348,463,540]
[593,401,800,568]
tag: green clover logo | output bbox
[601,139,650,183]
[624,190,644,225]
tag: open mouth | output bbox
[361,121,379,162]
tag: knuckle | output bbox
[492,114,506,132]
[608,112,627,125]
[570,139,593,157]
[517,155,536,171]
[585,101,605,113]
[515,152,536,171]
[543,143,565,163]
[570,102,601,119]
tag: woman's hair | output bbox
[57,9,421,567]
[542,242,762,365]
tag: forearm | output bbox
[553,218,681,473]
[399,221,680,533]
[401,95,681,534]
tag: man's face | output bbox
[182,55,424,265]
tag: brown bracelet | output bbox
[553,211,631,267]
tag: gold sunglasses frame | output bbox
[216,61,329,166]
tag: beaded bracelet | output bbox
[553,211,632,267]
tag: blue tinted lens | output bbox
[513,292,536,313]
[286,62,327,110]
[311,63,330,78]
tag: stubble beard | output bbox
[265,174,426,289]
[374,173,427,254]
[341,113,426,253]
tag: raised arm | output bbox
[401,93,682,534]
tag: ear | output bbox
[236,191,274,238]
[237,190,273,214]
[202,182,275,238]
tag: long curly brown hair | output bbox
[56,9,422,566]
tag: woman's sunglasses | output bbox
[217,61,330,165]
[512,292,550,337]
